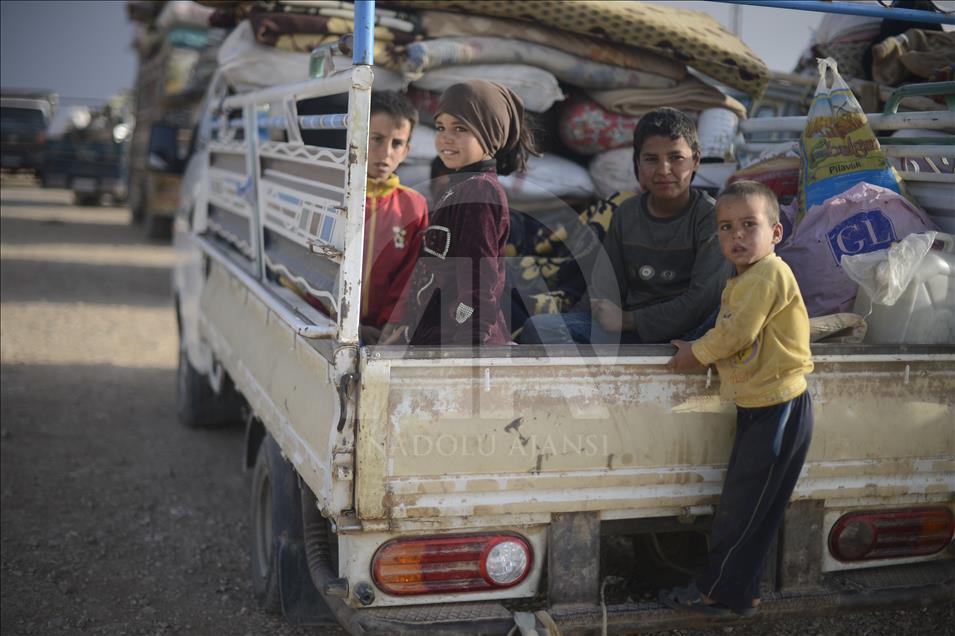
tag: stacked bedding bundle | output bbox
[205,0,763,202]
[381,1,762,320]
[209,1,422,90]
[196,0,768,323]
[127,1,222,104]
[386,2,756,209]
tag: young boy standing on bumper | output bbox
[661,180,814,617]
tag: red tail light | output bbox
[828,507,954,562]
[372,534,532,595]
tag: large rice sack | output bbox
[779,182,937,317]
[799,57,905,220]
[411,64,565,113]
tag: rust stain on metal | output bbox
[504,417,523,432]
[505,417,530,447]
[339,296,352,321]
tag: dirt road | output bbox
[0,178,318,636]
[0,177,951,636]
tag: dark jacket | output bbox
[402,160,510,346]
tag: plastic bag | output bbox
[841,231,937,306]
[799,58,904,220]
[777,182,937,317]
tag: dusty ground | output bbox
[0,176,952,635]
[0,177,318,636]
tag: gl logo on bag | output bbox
[827,210,897,264]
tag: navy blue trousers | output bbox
[697,391,814,612]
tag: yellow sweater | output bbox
[691,253,813,408]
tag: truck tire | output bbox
[250,434,296,614]
[176,335,243,429]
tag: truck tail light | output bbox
[828,507,954,562]
[372,534,532,595]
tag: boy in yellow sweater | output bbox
[660,180,814,618]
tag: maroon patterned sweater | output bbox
[402,161,510,346]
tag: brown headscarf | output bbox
[435,80,525,162]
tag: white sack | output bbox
[411,64,564,113]
[588,147,639,199]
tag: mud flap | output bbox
[278,539,337,625]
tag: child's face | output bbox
[367,113,412,181]
[434,113,488,170]
[716,195,782,274]
[635,135,700,201]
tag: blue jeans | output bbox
[518,307,719,345]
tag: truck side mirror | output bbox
[147,122,183,174]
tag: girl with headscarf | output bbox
[382,80,538,346]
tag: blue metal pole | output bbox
[715,0,955,25]
[353,1,375,66]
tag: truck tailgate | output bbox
[356,347,955,524]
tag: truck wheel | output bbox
[176,336,243,429]
[250,434,295,614]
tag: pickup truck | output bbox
[164,5,955,634]
[41,137,128,205]
[1,91,56,174]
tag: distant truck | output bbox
[127,15,221,239]
[1,90,57,174]
[40,99,131,205]
[41,137,128,206]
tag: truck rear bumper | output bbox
[350,561,953,635]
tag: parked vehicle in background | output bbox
[126,0,222,238]
[40,95,132,205]
[1,90,57,174]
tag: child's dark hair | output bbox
[496,115,540,176]
[370,91,418,132]
[430,155,454,180]
[632,107,700,175]
[718,180,781,225]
